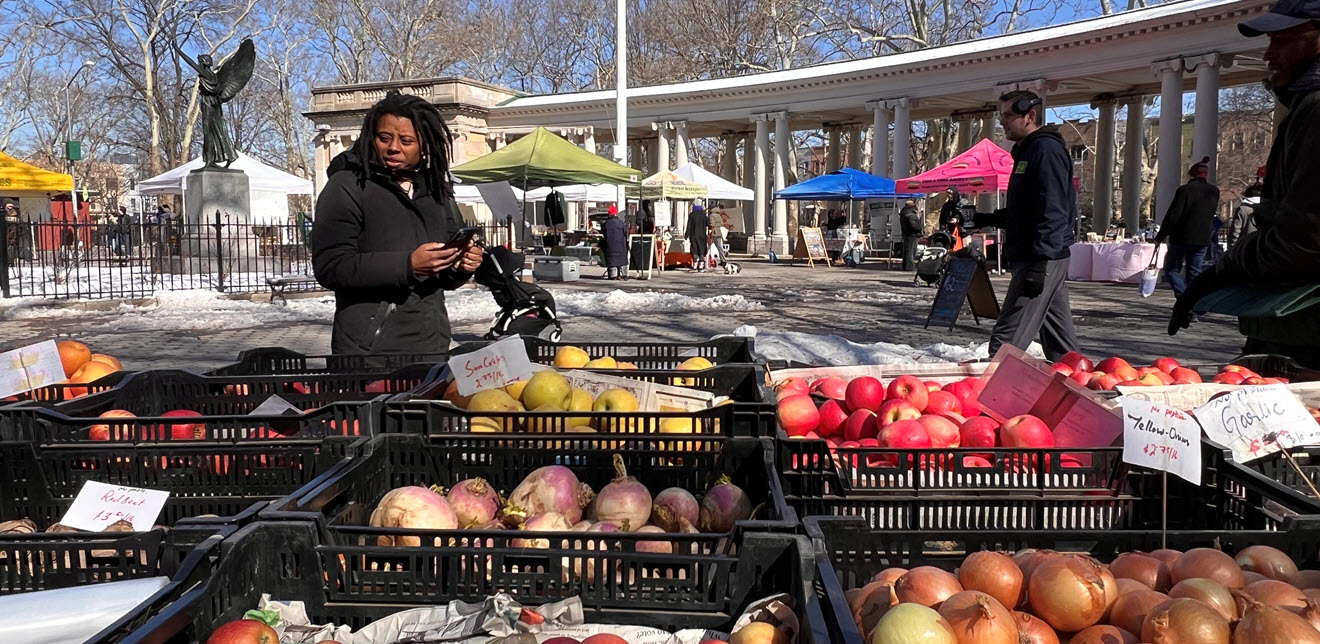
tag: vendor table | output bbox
[1068,242,1165,283]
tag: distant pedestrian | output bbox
[939,186,965,250]
[1228,181,1263,249]
[3,203,18,266]
[899,199,922,271]
[638,199,655,235]
[114,207,132,257]
[1154,157,1220,298]
[601,204,628,280]
[686,202,711,272]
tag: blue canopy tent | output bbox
[774,167,918,201]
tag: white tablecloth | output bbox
[1068,242,1166,283]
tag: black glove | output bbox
[1022,261,1048,298]
[1168,266,1225,336]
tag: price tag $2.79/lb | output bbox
[1121,398,1202,485]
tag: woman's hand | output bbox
[456,243,483,273]
[410,242,461,275]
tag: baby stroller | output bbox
[914,231,954,286]
[473,245,563,341]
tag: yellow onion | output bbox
[1107,588,1169,636]
[1028,555,1108,632]
[895,566,963,609]
[1140,598,1230,644]
[957,551,1023,611]
[938,591,1017,644]
[1168,578,1237,622]
[1292,570,1320,590]
[1233,591,1320,644]
[1012,611,1059,644]
[1109,553,1172,592]
[1242,579,1307,612]
[1235,545,1298,581]
[869,603,957,644]
[1069,624,1138,644]
[1171,548,1244,589]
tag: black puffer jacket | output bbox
[601,215,628,266]
[938,187,962,234]
[312,151,471,354]
[978,126,1077,265]
[1155,178,1220,246]
[899,205,923,237]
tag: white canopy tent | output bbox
[454,183,526,204]
[672,163,753,202]
[522,184,620,203]
[137,153,313,225]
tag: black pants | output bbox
[901,235,919,271]
[989,257,1079,361]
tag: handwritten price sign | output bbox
[1194,384,1318,462]
[1121,398,1202,485]
[448,336,534,397]
[60,481,170,531]
[0,340,66,399]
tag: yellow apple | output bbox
[520,371,572,410]
[553,346,590,369]
[593,388,639,430]
[504,378,530,401]
[659,417,696,434]
[674,356,714,386]
[528,402,565,432]
[583,356,618,369]
[467,389,521,412]
[564,387,594,427]
[470,417,505,432]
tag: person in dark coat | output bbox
[938,187,963,237]
[638,199,655,235]
[1170,3,1320,368]
[898,199,923,271]
[974,90,1081,361]
[1228,181,1263,249]
[312,91,482,355]
[1154,157,1220,298]
[601,204,629,280]
[686,203,711,271]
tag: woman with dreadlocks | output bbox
[312,91,483,354]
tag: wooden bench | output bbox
[266,274,319,303]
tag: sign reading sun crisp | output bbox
[60,481,170,532]
[449,337,534,397]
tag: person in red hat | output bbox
[1154,156,1220,301]
[601,204,629,280]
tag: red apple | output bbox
[1096,357,1131,374]
[843,409,879,442]
[364,379,389,394]
[775,377,810,396]
[960,416,1000,448]
[815,399,850,439]
[1170,367,1202,384]
[1138,372,1170,387]
[1212,371,1246,385]
[1117,379,1145,387]
[924,380,943,393]
[963,455,993,468]
[961,377,986,397]
[879,419,932,448]
[844,376,886,413]
[1087,374,1119,391]
[1151,357,1181,374]
[1068,370,1094,387]
[877,398,922,427]
[1310,408,1320,425]
[1049,362,1074,376]
[812,376,849,400]
[1243,376,1268,385]
[1001,414,1055,448]
[1220,365,1260,378]
[582,636,631,644]
[1263,377,1285,385]
[205,619,278,644]
[937,411,967,426]
[158,409,205,440]
[942,381,974,402]
[776,394,821,437]
[839,440,860,449]
[916,414,961,448]
[923,390,962,415]
[1110,366,1140,382]
[886,375,929,411]
[90,409,135,441]
[698,640,730,644]
[825,438,840,450]
[1059,351,1094,373]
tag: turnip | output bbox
[593,455,651,531]
[370,485,458,546]
[506,466,595,525]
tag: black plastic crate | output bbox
[781,438,1320,531]
[390,364,773,436]
[452,336,757,370]
[91,521,829,644]
[4,369,132,405]
[0,522,230,598]
[1232,353,1320,381]
[1224,443,1320,510]
[804,515,1320,644]
[206,347,452,376]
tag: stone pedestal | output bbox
[184,167,251,259]
[770,232,790,256]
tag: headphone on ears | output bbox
[1010,94,1043,117]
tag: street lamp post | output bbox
[64,60,95,223]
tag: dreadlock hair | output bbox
[350,90,454,199]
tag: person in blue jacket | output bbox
[601,204,629,280]
[973,90,1081,361]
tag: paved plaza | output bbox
[0,257,1245,371]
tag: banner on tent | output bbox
[710,206,744,234]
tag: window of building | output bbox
[1071,145,1088,161]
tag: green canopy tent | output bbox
[451,127,642,189]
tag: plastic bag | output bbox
[0,576,169,644]
[1140,266,1158,298]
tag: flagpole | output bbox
[615,0,628,209]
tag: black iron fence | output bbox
[1,213,517,300]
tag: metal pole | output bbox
[614,0,628,209]
[214,210,225,292]
[66,84,79,225]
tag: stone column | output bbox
[648,140,659,175]
[722,135,738,184]
[826,127,842,173]
[1187,53,1225,183]
[890,99,912,180]
[955,115,974,153]
[1154,58,1184,225]
[772,111,791,253]
[752,114,771,253]
[978,112,997,145]
[312,130,331,198]
[974,111,998,213]
[582,126,596,156]
[868,101,890,177]
[1122,97,1147,238]
[674,120,690,168]
[847,125,864,222]
[653,122,671,172]
[628,139,642,171]
[742,133,755,188]
[1091,97,1118,234]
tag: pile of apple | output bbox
[203,618,782,644]
[774,374,1055,457]
[551,345,715,373]
[1051,351,1287,391]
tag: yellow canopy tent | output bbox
[0,151,73,197]
[628,170,709,200]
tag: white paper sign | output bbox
[1122,398,1202,485]
[1193,384,1320,462]
[448,336,533,397]
[0,340,66,399]
[652,201,672,227]
[60,481,170,532]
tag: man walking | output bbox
[974,90,1081,361]
[1171,0,1320,368]
[1154,157,1220,297]
[899,199,922,271]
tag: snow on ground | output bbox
[0,287,763,332]
[741,327,1045,366]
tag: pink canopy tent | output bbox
[898,139,1014,194]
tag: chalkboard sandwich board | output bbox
[792,227,831,267]
[628,234,656,280]
[925,256,1000,329]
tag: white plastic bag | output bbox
[1140,267,1159,297]
[0,576,169,644]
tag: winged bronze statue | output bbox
[176,39,256,168]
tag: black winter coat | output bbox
[899,205,923,237]
[686,208,710,256]
[601,215,628,266]
[312,152,471,355]
[1155,178,1220,246]
[979,127,1077,266]
[938,187,962,234]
